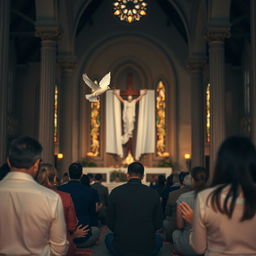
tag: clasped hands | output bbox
[178,201,194,225]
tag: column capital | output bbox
[205,27,231,42]
[187,57,207,71]
[35,25,61,41]
[58,56,77,72]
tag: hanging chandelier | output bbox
[113,0,148,23]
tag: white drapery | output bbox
[105,90,123,157]
[135,90,155,160]
[105,89,155,160]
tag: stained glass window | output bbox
[113,0,147,23]
[156,81,169,157]
[87,101,100,157]
[206,83,211,143]
[54,85,58,144]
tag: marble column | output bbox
[58,57,76,175]
[206,28,230,176]
[35,28,60,163]
[188,59,206,168]
[250,0,256,145]
[0,0,10,164]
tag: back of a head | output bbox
[37,163,57,188]
[179,172,189,185]
[157,174,166,186]
[81,174,90,186]
[213,136,256,186]
[8,136,42,169]
[95,173,103,181]
[183,174,192,187]
[211,136,256,221]
[128,162,144,178]
[69,162,83,179]
[166,174,174,187]
[191,166,208,194]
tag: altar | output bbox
[83,167,172,191]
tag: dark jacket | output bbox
[107,178,162,256]
[91,182,109,206]
[58,180,97,227]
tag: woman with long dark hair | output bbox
[181,136,256,255]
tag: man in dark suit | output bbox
[58,162,100,248]
[91,173,109,224]
[105,162,163,256]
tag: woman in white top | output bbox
[179,136,256,256]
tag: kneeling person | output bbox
[106,162,163,256]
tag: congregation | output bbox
[1,136,256,256]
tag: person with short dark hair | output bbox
[182,136,256,255]
[105,161,163,256]
[58,162,100,248]
[92,173,109,225]
[0,136,68,255]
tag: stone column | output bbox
[250,0,256,144]
[35,27,60,163]
[188,58,206,168]
[206,28,230,176]
[58,57,76,174]
[0,0,10,164]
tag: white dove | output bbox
[83,72,111,102]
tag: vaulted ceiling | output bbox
[10,0,249,66]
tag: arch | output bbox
[73,0,190,44]
[75,34,178,161]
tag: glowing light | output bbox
[206,83,211,143]
[113,0,148,23]
[156,81,169,157]
[87,101,100,157]
[184,154,191,159]
[57,153,64,159]
[54,85,58,144]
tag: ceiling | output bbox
[10,0,249,66]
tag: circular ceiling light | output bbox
[113,0,148,23]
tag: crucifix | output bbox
[113,72,147,163]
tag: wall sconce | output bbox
[57,153,64,159]
[184,153,191,171]
[54,153,64,169]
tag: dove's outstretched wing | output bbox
[83,73,99,91]
[99,72,111,88]
[85,94,99,102]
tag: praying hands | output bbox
[178,201,194,225]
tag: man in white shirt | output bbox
[0,136,68,256]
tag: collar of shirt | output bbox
[3,171,35,183]
[128,178,142,184]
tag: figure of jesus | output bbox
[113,90,147,145]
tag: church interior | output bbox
[0,0,252,178]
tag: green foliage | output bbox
[158,158,173,168]
[110,170,127,182]
[81,159,97,167]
